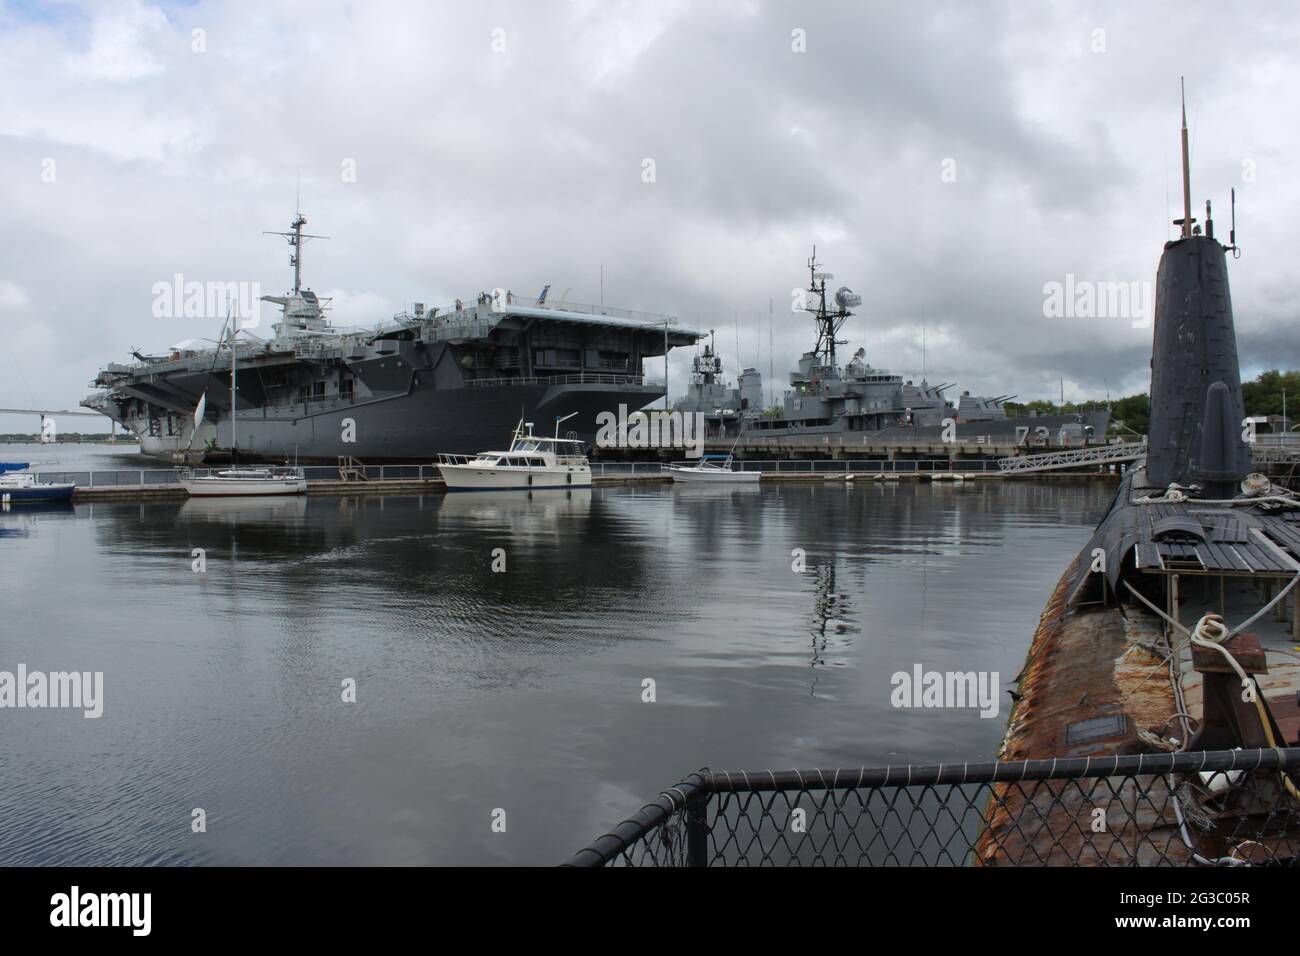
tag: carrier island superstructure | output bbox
[83,214,701,463]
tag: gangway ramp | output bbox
[997,441,1147,474]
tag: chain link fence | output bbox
[564,748,1300,867]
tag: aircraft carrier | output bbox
[82,214,701,463]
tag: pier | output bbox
[20,457,1121,502]
[22,440,1300,503]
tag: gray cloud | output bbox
[2,0,1298,432]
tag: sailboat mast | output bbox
[230,327,237,461]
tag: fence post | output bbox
[686,793,709,867]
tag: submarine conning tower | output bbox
[1145,80,1251,492]
[1145,234,1251,489]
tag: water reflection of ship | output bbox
[808,560,853,697]
[435,488,593,521]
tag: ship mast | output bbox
[264,209,329,294]
[230,324,237,463]
[805,246,851,368]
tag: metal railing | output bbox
[565,748,1300,867]
[725,459,999,473]
[1251,434,1300,447]
[464,373,647,388]
[587,462,674,475]
[35,465,445,486]
[1251,442,1300,463]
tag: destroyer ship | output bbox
[676,250,1109,444]
[670,332,764,435]
[83,214,700,463]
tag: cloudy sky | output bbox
[2,0,1298,432]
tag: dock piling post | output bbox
[686,793,709,867]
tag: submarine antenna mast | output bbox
[1175,77,1196,238]
[1226,187,1241,259]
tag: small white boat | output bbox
[180,466,307,497]
[437,418,592,492]
[665,454,760,483]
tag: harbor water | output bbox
[0,444,1113,865]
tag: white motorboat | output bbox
[664,454,760,483]
[437,417,593,492]
[179,466,307,497]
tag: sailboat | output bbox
[179,321,306,497]
[0,462,75,504]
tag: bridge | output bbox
[0,406,115,440]
[0,407,110,418]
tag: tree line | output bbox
[1002,370,1300,437]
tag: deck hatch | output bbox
[1151,515,1207,542]
[1065,714,1129,745]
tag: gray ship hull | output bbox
[115,380,664,463]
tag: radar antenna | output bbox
[804,245,857,368]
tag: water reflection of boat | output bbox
[0,500,75,535]
[436,487,593,520]
[665,482,761,498]
[179,494,309,523]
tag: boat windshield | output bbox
[509,436,587,456]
